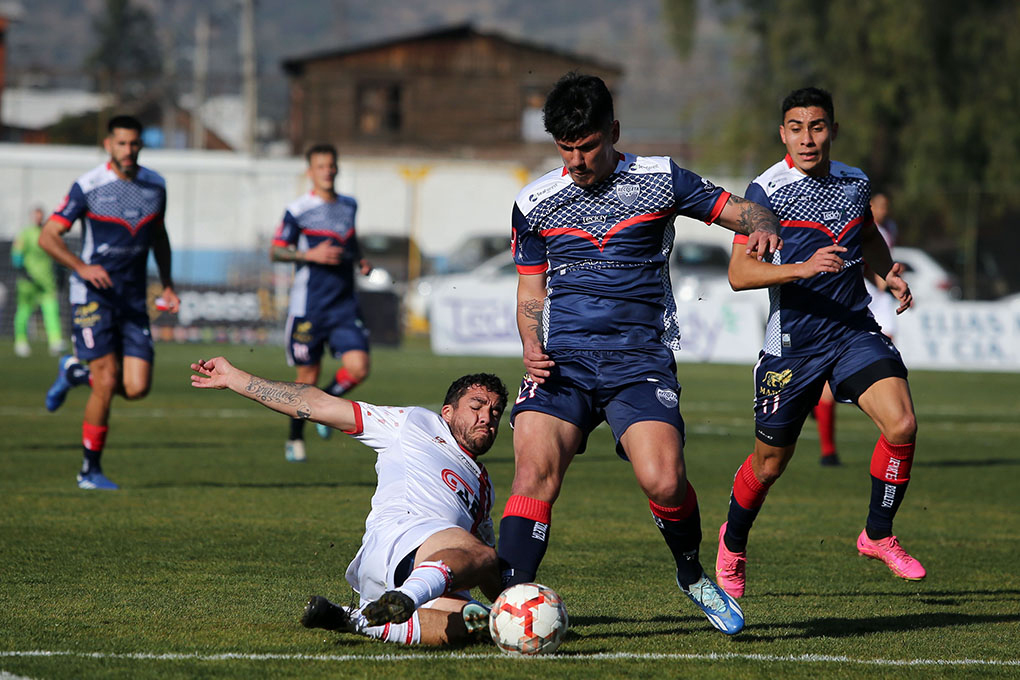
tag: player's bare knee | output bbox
[348,364,369,383]
[123,383,150,400]
[883,413,917,445]
[640,476,685,507]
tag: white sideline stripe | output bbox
[1,670,37,680]
[1,650,1017,667]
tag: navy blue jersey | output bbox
[743,154,879,357]
[512,154,730,350]
[273,192,361,321]
[51,162,167,312]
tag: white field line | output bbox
[1,650,1018,667]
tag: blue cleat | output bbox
[77,470,119,490]
[315,423,332,440]
[679,571,745,635]
[45,355,80,412]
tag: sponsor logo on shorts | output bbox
[655,386,679,408]
[616,183,640,205]
[74,301,102,328]
[293,320,313,344]
[764,369,792,389]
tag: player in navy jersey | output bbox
[715,88,925,602]
[496,72,783,636]
[39,115,179,490]
[271,143,372,462]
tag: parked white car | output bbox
[404,251,516,331]
[890,247,962,303]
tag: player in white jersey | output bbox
[190,356,507,646]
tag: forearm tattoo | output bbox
[271,246,303,263]
[520,298,546,347]
[728,195,780,236]
[244,377,313,418]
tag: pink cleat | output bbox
[856,530,926,580]
[715,522,747,598]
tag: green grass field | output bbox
[1,340,1018,679]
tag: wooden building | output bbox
[281,24,621,157]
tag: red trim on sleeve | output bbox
[342,402,363,435]
[271,239,290,248]
[503,494,552,523]
[516,263,548,275]
[50,214,73,230]
[732,233,749,245]
[704,190,732,225]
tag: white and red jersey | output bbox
[343,402,494,597]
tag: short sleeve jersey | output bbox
[346,403,493,538]
[50,162,167,311]
[511,154,730,350]
[272,192,361,320]
[743,154,879,357]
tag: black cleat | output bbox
[301,595,354,632]
[820,453,842,466]
[362,590,415,626]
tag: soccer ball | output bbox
[489,582,568,655]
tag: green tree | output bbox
[663,0,1020,296]
[87,0,162,107]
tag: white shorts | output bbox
[344,514,460,603]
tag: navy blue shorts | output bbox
[71,301,153,362]
[753,330,908,447]
[510,347,685,458]
[285,314,369,366]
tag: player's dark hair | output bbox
[107,115,143,134]
[543,72,615,141]
[443,373,508,413]
[305,143,338,163]
[782,87,835,124]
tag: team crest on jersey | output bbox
[842,185,860,202]
[616,183,640,205]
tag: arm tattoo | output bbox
[727,195,780,236]
[245,377,312,416]
[271,245,303,263]
[520,298,546,347]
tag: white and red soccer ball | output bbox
[489,582,569,655]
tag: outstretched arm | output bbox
[715,194,783,260]
[729,243,847,291]
[190,356,359,431]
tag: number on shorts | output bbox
[82,327,95,349]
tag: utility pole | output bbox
[240,0,258,155]
[191,10,209,149]
[160,2,176,149]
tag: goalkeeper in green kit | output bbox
[12,207,65,357]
